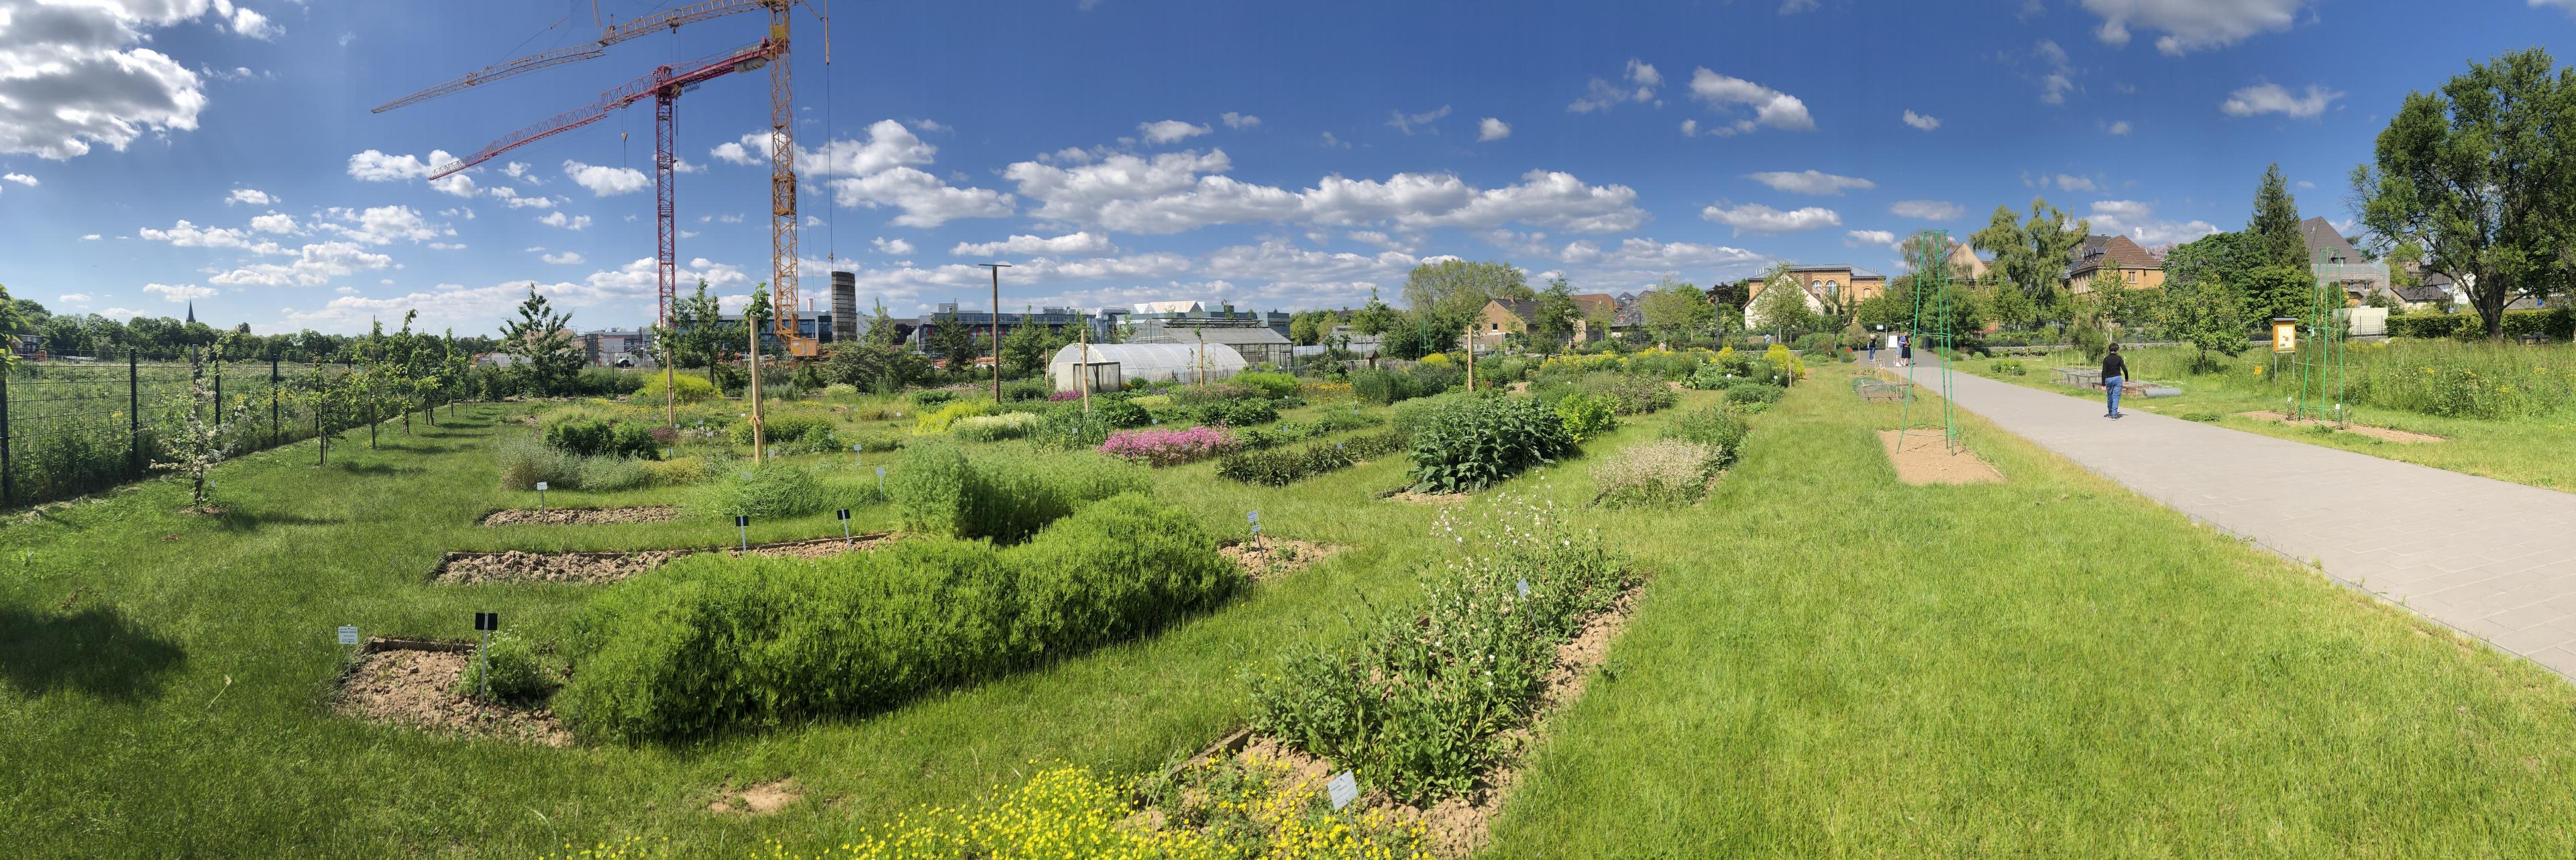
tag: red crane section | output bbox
[371,0,768,114]
[425,42,769,180]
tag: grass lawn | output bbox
[1485,364,2576,858]
[9,376,2576,858]
[1960,344,2576,490]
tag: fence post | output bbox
[129,349,141,474]
[1,367,12,507]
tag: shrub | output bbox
[953,412,1041,443]
[1352,367,1445,405]
[1002,378,1053,402]
[642,456,712,486]
[455,631,549,702]
[1232,370,1301,399]
[2385,308,2574,340]
[1553,393,1618,443]
[1097,426,1240,467]
[1171,382,1256,406]
[1248,497,1629,803]
[728,413,835,447]
[890,445,1146,541]
[574,454,653,491]
[1028,409,1111,450]
[1574,372,1677,415]
[1091,396,1150,428]
[1989,359,2028,376]
[558,493,1235,741]
[912,388,957,407]
[1686,363,1732,390]
[635,372,719,404]
[1390,391,1474,442]
[1190,397,1278,427]
[1593,439,1727,507]
[1724,378,1784,406]
[1216,430,1405,486]
[1406,396,1575,493]
[698,462,826,519]
[1662,406,1750,468]
[1763,343,1807,382]
[496,436,582,490]
[545,417,660,460]
[820,382,859,398]
[914,399,994,434]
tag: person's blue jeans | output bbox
[2104,375,2124,417]
[1868,346,1878,362]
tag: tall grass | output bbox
[2047,339,2576,419]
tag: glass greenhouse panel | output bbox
[1049,343,1246,390]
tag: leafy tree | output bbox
[152,362,247,510]
[2238,266,2318,325]
[1288,312,1322,346]
[1000,306,1055,377]
[1970,199,2090,321]
[925,307,981,369]
[496,285,580,396]
[1746,269,1819,336]
[1531,277,1580,350]
[2353,47,2575,339]
[861,298,903,348]
[1349,288,1405,336]
[1638,278,1715,345]
[2251,163,2312,269]
[2164,231,2266,297]
[1402,259,1526,322]
[2159,274,2254,372]
[2385,240,2425,288]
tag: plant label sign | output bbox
[534,482,547,491]
[1326,771,1358,810]
[474,612,498,631]
[735,515,750,528]
[336,625,359,645]
[1247,510,1259,525]
[1517,578,1530,599]
[836,509,851,521]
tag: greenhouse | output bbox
[1049,342,1246,391]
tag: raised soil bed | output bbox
[432,533,900,585]
[333,638,570,747]
[1216,537,1346,582]
[1879,429,2004,486]
[477,506,683,527]
[2235,411,2447,444]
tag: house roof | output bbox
[2068,235,2161,277]
[1488,298,1540,323]
[2392,282,2452,303]
[2299,217,2365,264]
[1568,294,1618,317]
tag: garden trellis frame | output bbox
[1898,229,1962,453]
[2286,249,2351,427]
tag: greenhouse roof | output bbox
[1049,341,1246,382]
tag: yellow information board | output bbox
[2271,318,2298,354]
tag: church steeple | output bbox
[185,301,196,324]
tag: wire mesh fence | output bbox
[1,350,356,508]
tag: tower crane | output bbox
[376,0,824,357]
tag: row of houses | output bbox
[2059,217,2514,313]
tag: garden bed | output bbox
[1201,584,1642,858]
[332,638,570,747]
[2234,411,2447,444]
[1377,486,1470,505]
[1216,537,1344,582]
[431,533,899,585]
[476,506,682,526]
[1878,429,2003,485]
[706,778,802,815]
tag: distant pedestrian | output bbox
[1866,335,1879,364]
[1896,332,1912,367]
[2102,341,2128,419]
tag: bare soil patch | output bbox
[709,778,802,814]
[1879,429,2003,485]
[1195,586,1643,859]
[1216,537,1345,582]
[2235,411,2446,443]
[432,533,898,585]
[1378,487,1470,506]
[333,639,569,747]
[477,506,682,527]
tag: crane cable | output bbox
[824,0,835,268]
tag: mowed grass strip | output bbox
[1484,366,2576,858]
[0,394,1699,858]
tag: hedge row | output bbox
[2386,309,2573,339]
[559,493,1238,741]
[1216,430,1407,486]
[890,445,1146,542]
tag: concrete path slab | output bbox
[1887,357,2576,677]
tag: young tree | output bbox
[2159,272,2254,372]
[1639,278,1715,345]
[667,279,735,385]
[1348,288,1405,336]
[925,307,981,370]
[1971,199,2090,323]
[1746,272,1818,336]
[2353,47,2574,339]
[497,285,580,396]
[1531,277,1580,351]
[153,362,248,510]
[1000,306,1054,377]
[2250,162,2312,269]
[1402,259,1526,322]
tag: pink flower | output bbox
[1097,426,1240,466]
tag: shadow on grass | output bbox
[0,605,186,702]
[332,462,427,476]
[213,507,343,531]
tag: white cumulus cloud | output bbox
[1138,119,1213,144]
[562,160,650,196]
[1743,170,1874,195]
[347,150,454,182]
[1569,59,1661,113]
[2086,199,2220,245]
[1477,117,1511,142]
[2081,0,2305,56]
[950,232,1117,258]
[0,1,244,160]
[1890,200,1966,221]
[539,211,592,231]
[1902,110,1941,131]
[1686,68,1815,134]
[3,172,37,186]
[541,252,584,264]
[1220,111,1260,129]
[226,187,270,205]
[1701,203,1840,234]
[144,282,215,302]
[2220,82,2343,119]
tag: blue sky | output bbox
[3,0,2571,336]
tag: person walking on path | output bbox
[2102,341,2128,419]
[1896,331,1913,368]
[1867,333,1879,364]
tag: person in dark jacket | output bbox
[2102,341,2128,419]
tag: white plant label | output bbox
[534,482,547,492]
[336,625,359,645]
[1517,578,1530,598]
[1326,771,1358,810]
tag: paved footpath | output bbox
[1894,357,2576,677]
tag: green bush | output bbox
[914,399,994,434]
[698,462,826,519]
[1663,406,1749,460]
[726,414,835,447]
[1574,372,1677,415]
[1171,382,1257,405]
[1553,393,1618,443]
[1593,439,1728,508]
[1389,391,1472,442]
[558,493,1236,741]
[545,417,660,459]
[1216,430,1405,486]
[2385,308,2573,340]
[912,389,957,407]
[636,372,720,405]
[1988,359,2028,376]
[497,436,581,490]
[890,445,1145,542]
[1232,371,1301,399]
[1407,396,1576,494]
[1190,397,1278,427]
[1723,378,1784,406]
[1248,498,1629,803]
[455,631,549,702]
[1091,397,1150,428]
[1029,409,1112,450]
[1685,363,1732,390]
[953,412,1042,443]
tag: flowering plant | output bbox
[1097,425,1239,467]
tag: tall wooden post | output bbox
[748,309,766,464]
